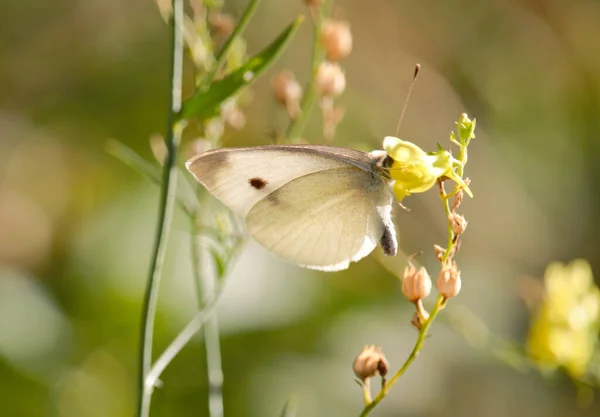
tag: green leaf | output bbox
[105,139,161,183]
[106,139,198,216]
[178,16,303,121]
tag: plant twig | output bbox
[137,1,184,416]
[191,196,224,417]
[201,0,263,86]
[285,2,326,140]
[360,119,474,414]
[361,380,372,405]
[359,295,444,417]
[145,288,227,390]
[439,181,455,262]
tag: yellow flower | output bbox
[526,259,600,378]
[383,136,472,200]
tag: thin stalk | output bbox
[285,4,325,140]
[201,0,262,86]
[191,201,224,417]
[359,295,445,417]
[361,380,372,405]
[145,290,225,389]
[145,234,242,390]
[439,182,454,262]
[136,1,184,416]
[360,120,474,416]
[440,141,467,262]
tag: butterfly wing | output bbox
[245,167,395,271]
[186,145,397,270]
[185,145,378,216]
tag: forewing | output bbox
[185,145,376,217]
[244,167,395,271]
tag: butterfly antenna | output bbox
[395,63,421,137]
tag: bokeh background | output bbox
[2,0,600,416]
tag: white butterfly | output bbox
[186,144,398,271]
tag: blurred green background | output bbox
[1,0,600,416]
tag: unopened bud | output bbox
[456,113,476,142]
[150,134,167,164]
[209,12,235,38]
[411,306,430,330]
[272,70,303,119]
[353,345,389,381]
[321,19,353,61]
[315,62,346,97]
[448,212,468,235]
[402,263,432,302]
[436,262,462,299]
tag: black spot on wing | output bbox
[249,177,268,190]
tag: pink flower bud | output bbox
[209,12,236,38]
[321,19,353,61]
[436,262,462,298]
[272,70,303,119]
[402,263,432,302]
[315,62,346,97]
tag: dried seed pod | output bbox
[353,345,389,381]
[448,212,468,235]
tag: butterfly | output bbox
[186,144,398,271]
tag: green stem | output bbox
[191,195,224,417]
[136,1,184,416]
[440,183,454,262]
[441,141,467,262]
[359,295,445,417]
[202,0,262,86]
[145,289,226,389]
[361,380,372,405]
[285,3,325,140]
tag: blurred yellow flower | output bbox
[526,259,600,378]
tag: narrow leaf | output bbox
[106,139,161,183]
[178,16,303,121]
[106,140,197,216]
